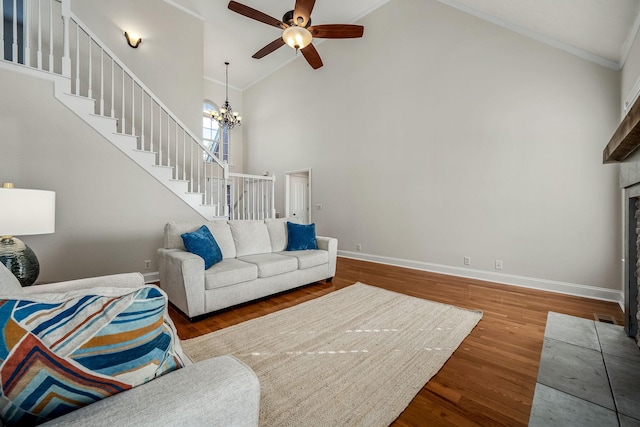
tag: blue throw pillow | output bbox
[286,222,318,251]
[181,225,223,269]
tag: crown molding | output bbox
[436,0,621,71]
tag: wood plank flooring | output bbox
[167,257,624,427]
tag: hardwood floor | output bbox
[168,257,624,427]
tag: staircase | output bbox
[1,0,275,221]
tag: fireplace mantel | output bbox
[603,94,640,163]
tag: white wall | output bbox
[243,0,622,293]
[71,0,204,135]
[203,77,245,172]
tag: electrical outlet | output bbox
[144,260,152,270]
[495,260,503,270]
[464,256,471,266]
[356,243,362,251]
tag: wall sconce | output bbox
[124,31,142,48]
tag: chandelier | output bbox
[212,62,241,129]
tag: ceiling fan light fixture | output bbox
[282,26,312,50]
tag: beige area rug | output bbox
[182,282,483,426]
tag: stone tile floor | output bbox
[529,312,640,426]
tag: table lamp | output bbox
[0,183,56,286]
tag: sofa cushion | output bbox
[181,225,223,269]
[0,285,185,427]
[229,220,272,257]
[238,253,299,278]
[280,249,329,270]
[286,222,318,251]
[0,263,22,294]
[164,221,236,259]
[204,259,258,290]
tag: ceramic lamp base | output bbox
[0,237,40,287]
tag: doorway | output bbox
[285,169,311,224]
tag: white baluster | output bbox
[37,0,42,69]
[150,100,154,154]
[121,68,125,133]
[131,79,136,138]
[110,58,115,118]
[87,39,93,99]
[74,25,79,94]
[0,0,4,61]
[99,50,104,115]
[175,122,178,178]
[141,92,145,150]
[48,0,53,72]
[159,109,163,166]
[24,0,30,66]
[61,0,70,77]
[182,130,186,180]
[12,0,18,63]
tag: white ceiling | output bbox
[167,0,640,90]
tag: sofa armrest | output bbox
[157,248,206,319]
[21,273,145,295]
[316,236,338,278]
[42,355,260,427]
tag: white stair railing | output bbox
[1,0,229,217]
[228,173,276,220]
[2,0,277,220]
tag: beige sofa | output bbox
[157,218,338,320]
[0,265,260,427]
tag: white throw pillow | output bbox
[229,220,272,257]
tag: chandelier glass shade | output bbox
[282,26,312,50]
[212,62,241,130]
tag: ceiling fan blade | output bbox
[293,0,315,27]
[309,24,364,39]
[228,1,284,29]
[252,38,286,59]
[301,43,323,69]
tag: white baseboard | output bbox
[339,251,623,304]
[143,271,160,283]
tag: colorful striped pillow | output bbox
[0,285,186,426]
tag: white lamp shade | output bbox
[0,188,56,236]
[282,26,312,50]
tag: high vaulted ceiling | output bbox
[168,0,640,90]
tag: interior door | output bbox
[290,174,309,223]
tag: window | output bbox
[203,101,229,163]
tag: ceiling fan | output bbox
[228,0,364,70]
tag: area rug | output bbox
[182,282,483,426]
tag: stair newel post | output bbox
[61,0,71,77]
